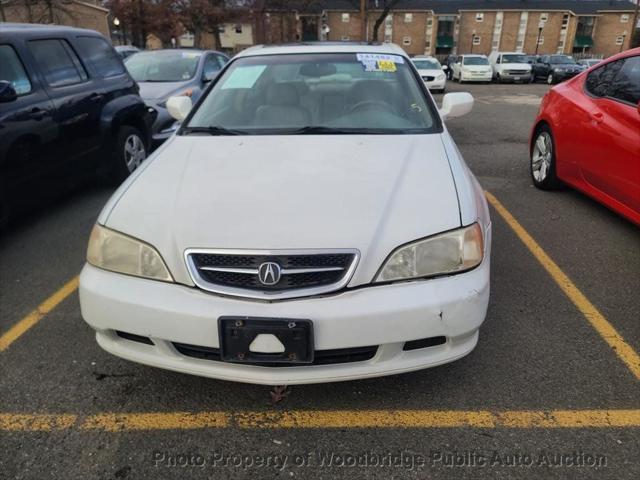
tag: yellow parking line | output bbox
[1,410,639,431]
[0,413,77,431]
[485,191,640,380]
[0,276,79,352]
[82,412,229,431]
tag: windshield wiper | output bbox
[181,126,246,136]
[284,126,427,135]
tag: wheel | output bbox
[111,125,147,182]
[547,73,555,85]
[530,125,562,190]
[495,73,502,84]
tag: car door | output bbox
[0,42,57,212]
[579,56,640,213]
[26,37,102,178]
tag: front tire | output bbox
[530,125,561,190]
[111,126,147,182]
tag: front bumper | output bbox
[424,78,447,90]
[553,70,581,81]
[461,73,492,82]
[79,243,490,385]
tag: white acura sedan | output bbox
[80,43,491,385]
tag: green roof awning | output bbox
[436,36,454,48]
[574,36,594,48]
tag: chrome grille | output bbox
[185,249,359,300]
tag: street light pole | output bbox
[470,29,476,53]
[620,31,627,52]
[535,20,544,55]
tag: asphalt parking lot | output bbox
[1,81,638,479]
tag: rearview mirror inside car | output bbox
[439,92,474,120]
[0,81,18,103]
[167,96,193,122]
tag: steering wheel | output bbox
[348,100,395,115]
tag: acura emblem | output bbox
[258,262,282,285]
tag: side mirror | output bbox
[441,65,448,71]
[203,70,219,82]
[0,81,18,103]
[166,96,193,122]
[439,92,474,120]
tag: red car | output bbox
[530,47,640,226]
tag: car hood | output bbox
[137,81,191,101]
[551,64,581,69]
[416,69,444,77]
[103,135,462,286]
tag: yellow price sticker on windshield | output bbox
[377,60,397,72]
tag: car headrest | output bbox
[266,83,299,106]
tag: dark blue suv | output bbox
[0,23,155,226]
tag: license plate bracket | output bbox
[218,317,314,364]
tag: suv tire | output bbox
[112,126,147,182]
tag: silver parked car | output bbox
[125,49,229,146]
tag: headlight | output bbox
[375,223,484,283]
[87,224,173,282]
[437,73,445,80]
[554,68,565,72]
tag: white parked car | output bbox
[79,43,491,385]
[412,56,447,93]
[487,51,532,83]
[452,54,493,83]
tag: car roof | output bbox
[0,22,99,37]
[236,42,407,59]
[461,54,487,57]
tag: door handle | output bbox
[89,93,105,102]
[591,112,604,124]
[28,107,49,121]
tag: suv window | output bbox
[607,56,640,105]
[28,39,88,87]
[0,44,32,95]
[586,59,624,98]
[75,36,125,78]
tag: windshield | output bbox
[185,53,438,135]
[502,54,527,63]
[550,55,575,64]
[413,59,441,70]
[125,51,201,82]
[463,57,489,66]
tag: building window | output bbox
[540,13,549,22]
[576,16,595,37]
[615,36,625,45]
[403,36,412,46]
[427,18,432,26]
[235,24,242,34]
[476,13,484,22]
[473,35,481,45]
[620,14,630,23]
[405,13,413,23]
[341,35,350,41]
[341,13,350,23]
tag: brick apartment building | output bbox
[255,0,639,58]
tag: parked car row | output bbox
[436,52,599,86]
[0,23,229,226]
